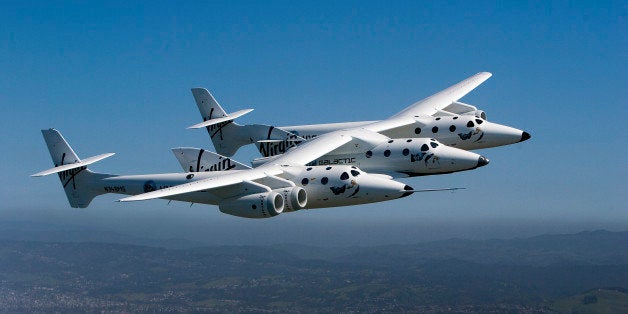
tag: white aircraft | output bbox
[32,72,521,218]
[188,72,530,161]
[32,129,462,218]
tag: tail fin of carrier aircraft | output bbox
[189,87,303,157]
[171,147,251,172]
[32,129,113,208]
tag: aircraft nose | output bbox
[477,156,490,167]
[520,131,531,142]
[401,185,414,198]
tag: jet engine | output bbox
[275,186,307,212]
[464,110,487,120]
[219,192,284,218]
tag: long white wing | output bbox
[118,167,283,202]
[266,131,353,166]
[121,125,352,202]
[120,74,489,203]
[362,116,417,133]
[390,72,492,119]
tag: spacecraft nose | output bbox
[477,156,490,167]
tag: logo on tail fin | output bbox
[202,109,234,141]
[188,149,237,172]
[56,153,86,189]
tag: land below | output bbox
[1,228,626,312]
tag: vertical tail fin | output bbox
[42,128,81,166]
[190,88,250,156]
[34,129,113,208]
[191,87,229,120]
[190,88,301,157]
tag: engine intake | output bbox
[276,187,307,212]
[471,110,486,120]
[219,192,284,218]
[462,110,487,120]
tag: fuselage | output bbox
[257,114,528,159]
[307,137,488,177]
[253,125,489,177]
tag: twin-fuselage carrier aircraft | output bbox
[33,72,530,218]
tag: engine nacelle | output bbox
[275,187,307,212]
[462,110,486,120]
[468,110,487,120]
[219,192,284,218]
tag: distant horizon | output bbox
[2,207,626,247]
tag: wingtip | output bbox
[186,122,204,129]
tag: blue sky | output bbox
[0,1,625,243]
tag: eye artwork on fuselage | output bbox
[329,180,359,197]
[458,127,484,141]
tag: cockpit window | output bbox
[430,142,439,148]
[421,144,429,151]
[340,172,349,180]
[350,170,360,176]
[467,121,474,127]
[475,119,484,124]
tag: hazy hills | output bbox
[1,229,626,312]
